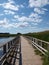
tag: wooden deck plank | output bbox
[21,36,43,65]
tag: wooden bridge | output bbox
[0,35,49,65]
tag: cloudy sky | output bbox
[0,0,49,34]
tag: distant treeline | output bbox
[24,30,49,42]
[0,33,10,37]
[0,33,21,37]
[0,33,17,37]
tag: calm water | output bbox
[0,37,15,46]
[0,37,15,57]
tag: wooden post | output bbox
[34,38,35,42]
[40,41,42,47]
[35,39,38,44]
[6,43,8,52]
[3,45,6,54]
[8,42,10,49]
[33,38,34,42]
[11,41,12,45]
[37,41,42,48]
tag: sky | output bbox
[0,0,49,34]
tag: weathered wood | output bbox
[25,36,49,56]
[3,45,6,54]
[0,35,20,65]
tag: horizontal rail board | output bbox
[24,36,49,56]
[32,41,48,52]
[32,42,46,55]
[0,35,20,65]
[26,36,49,44]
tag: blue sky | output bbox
[0,0,49,34]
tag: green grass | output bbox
[34,47,49,65]
[43,51,49,65]
[24,30,49,42]
[24,30,49,65]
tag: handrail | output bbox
[32,37,49,44]
[32,41,48,55]
[26,36,49,44]
[24,36,49,56]
[0,35,20,65]
[32,41,47,52]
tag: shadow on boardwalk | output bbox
[19,39,22,65]
[19,53,22,65]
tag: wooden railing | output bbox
[25,36,49,55]
[0,35,21,65]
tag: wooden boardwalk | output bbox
[0,36,43,65]
[20,36,43,65]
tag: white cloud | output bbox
[0,0,25,12]
[18,16,28,22]
[3,3,19,11]
[0,18,13,28]
[14,15,30,22]
[0,2,19,11]
[34,8,44,14]
[28,13,42,23]
[4,10,15,15]
[29,0,49,7]
[14,15,28,22]
[15,22,29,28]
[0,18,8,25]
[0,12,42,29]
[29,13,41,18]
[0,18,29,28]
[34,8,48,14]
[3,22,29,28]
[14,12,42,23]
[0,16,39,29]
[29,0,48,22]
[14,15,19,19]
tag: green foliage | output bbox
[24,30,49,42]
[34,49,43,56]
[24,30,49,65]
[0,33,22,37]
[43,51,49,65]
[0,33,10,37]
[34,49,49,65]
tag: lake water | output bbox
[0,37,15,57]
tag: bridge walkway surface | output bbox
[19,36,43,65]
[0,36,43,65]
